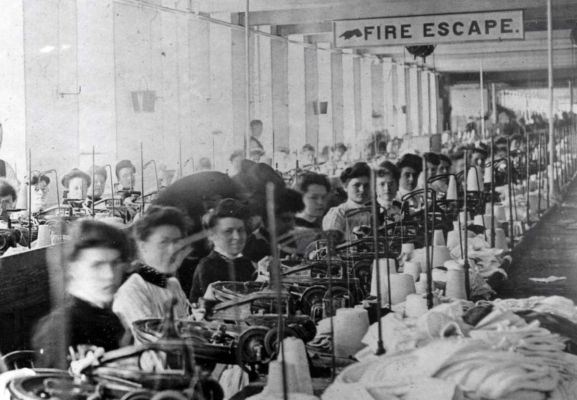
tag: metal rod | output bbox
[325,232,336,381]
[490,131,495,247]
[244,0,252,159]
[27,149,32,249]
[423,159,434,307]
[370,168,385,355]
[547,0,555,203]
[525,145,530,225]
[140,142,145,215]
[480,61,485,139]
[463,150,470,298]
[179,139,183,178]
[537,133,542,214]
[265,183,287,400]
[92,146,96,218]
[507,139,515,250]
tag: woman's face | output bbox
[399,167,418,192]
[302,184,328,218]
[118,167,135,189]
[90,174,107,198]
[210,217,247,257]
[346,177,370,205]
[376,173,398,208]
[138,225,183,274]
[68,177,88,199]
[438,160,451,176]
[426,162,437,178]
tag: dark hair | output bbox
[302,144,315,153]
[198,157,212,169]
[268,188,304,221]
[438,153,452,166]
[450,148,465,161]
[61,168,91,189]
[0,179,16,201]
[298,173,331,194]
[202,198,250,230]
[250,119,263,128]
[376,161,400,182]
[230,150,244,162]
[115,160,136,179]
[31,174,50,186]
[423,152,440,166]
[90,165,107,180]
[340,162,371,185]
[333,143,347,152]
[65,219,131,262]
[133,205,191,242]
[396,154,423,175]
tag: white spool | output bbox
[333,309,369,359]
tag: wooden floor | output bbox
[498,179,577,301]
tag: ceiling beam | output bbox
[448,68,577,87]
[243,0,577,26]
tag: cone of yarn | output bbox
[445,263,467,300]
[446,175,458,201]
[334,308,370,359]
[431,246,452,268]
[483,215,494,228]
[446,229,461,249]
[473,215,484,226]
[483,163,493,184]
[36,224,52,247]
[433,230,445,246]
[403,261,421,281]
[277,337,314,395]
[264,361,299,398]
[370,268,415,306]
[466,167,481,192]
[459,211,467,225]
[416,273,429,294]
[494,228,508,250]
[494,205,507,221]
[405,294,429,318]
[369,258,397,298]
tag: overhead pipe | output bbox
[547,0,555,203]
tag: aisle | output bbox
[498,179,577,301]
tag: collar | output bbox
[135,262,172,288]
[214,246,243,260]
[345,199,366,209]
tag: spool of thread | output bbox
[459,211,467,225]
[37,225,51,247]
[415,273,428,294]
[483,163,493,184]
[278,337,314,395]
[446,175,458,201]
[370,269,415,306]
[333,309,369,359]
[431,246,452,268]
[494,228,508,250]
[466,167,481,192]
[445,264,467,299]
[483,215,494,228]
[433,230,445,246]
[264,361,299,397]
[403,261,421,281]
[405,294,429,318]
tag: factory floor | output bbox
[497,178,577,302]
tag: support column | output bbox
[342,52,356,146]
[288,40,305,151]
[331,52,344,145]
[382,58,394,137]
[407,64,421,135]
[353,56,362,142]
[429,71,440,134]
[421,68,431,134]
[304,46,319,150]
[371,59,384,135]
[271,39,289,152]
[231,26,248,159]
[397,63,408,137]
[360,56,373,139]
[317,46,333,152]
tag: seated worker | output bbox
[190,198,255,303]
[29,173,50,213]
[396,153,422,204]
[295,173,331,229]
[114,159,136,194]
[0,179,16,227]
[243,187,304,263]
[432,153,452,194]
[33,219,131,368]
[375,161,401,223]
[113,206,193,335]
[86,165,108,203]
[322,162,371,240]
[422,152,440,181]
[62,168,91,201]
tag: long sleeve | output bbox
[322,206,345,233]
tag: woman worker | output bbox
[190,198,255,303]
[33,219,131,368]
[375,161,402,223]
[113,205,194,337]
[62,168,91,201]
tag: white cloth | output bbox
[112,273,190,338]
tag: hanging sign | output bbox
[334,10,524,48]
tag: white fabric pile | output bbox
[493,296,577,324]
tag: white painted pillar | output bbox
[420,68,430,134]
[353,56,362,143]
[382,58,394,137]
[256,29,273,155]
[429,71,440,133]
[371,59,384,135]
[288,40,306,152]
[304,46,319,150]
[360,56,373,139]
[271,38,289,152]
[331,52,344,145]
[317,46,333,152]
[397,63,408,137]
[231,25,248,158]
[408,64,421,135]
[342,52,356,146]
